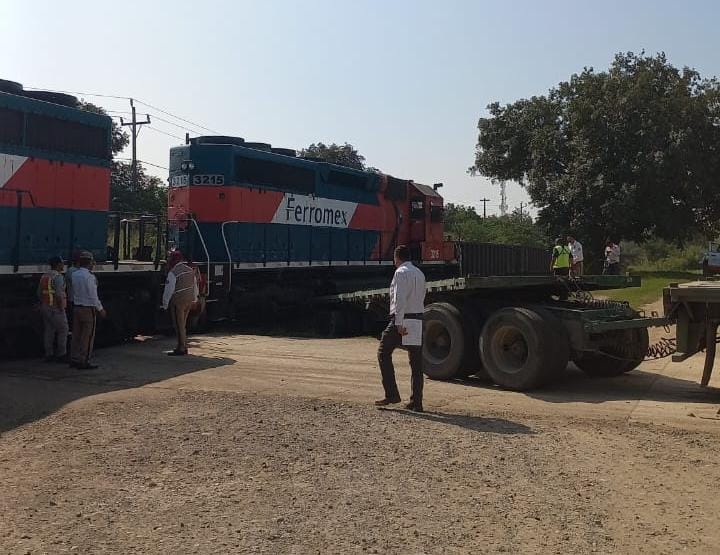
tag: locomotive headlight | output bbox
[180,160,195,172]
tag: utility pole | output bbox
[518,202,525,218]
[480,197,490,219]
[120,99,151,191]
[499,181,508,216]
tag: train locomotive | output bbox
[167,136,457,321]
[0,78,468,355]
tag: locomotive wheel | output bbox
[480,307,567,391]
[422,302,465,380]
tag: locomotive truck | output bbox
[0,78,662,391]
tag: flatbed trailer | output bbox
[664,280,720,386]
[321,274,665,391]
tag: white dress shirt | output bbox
[71,267,104,310]
[569,241,583,262]
[389,261,426,327]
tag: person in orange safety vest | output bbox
[37,256,69,362]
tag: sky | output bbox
[2,0,720,216]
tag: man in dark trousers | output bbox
[375,245,427,412]
[69,251,106,369]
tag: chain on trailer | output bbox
[558,276,680,361]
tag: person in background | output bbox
[64,249,81,330]
[37,256,69,362]
[162,250,199,356]
[550,237,572,277]
[70,251,106,369]
[604,240,621,275]
[567,235,584,277]
[375,245,426,412]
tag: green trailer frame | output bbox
[321,274,663,390]
[664,280,720,386]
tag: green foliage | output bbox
[602,271,698,308]
[471,52,720,272]
[110,162,167,215]
[625,238,705,271]
[444,203,548,248]
[79,101,167,215]
[299,142,367,170]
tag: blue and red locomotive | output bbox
[0,79,462,354]
[166,136,457,320]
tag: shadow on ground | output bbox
[379,407,533,435]
[455,363,720,404]
[0,336,235,435]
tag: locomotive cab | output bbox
[406,182,456,264]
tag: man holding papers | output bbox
[375,245,427,412]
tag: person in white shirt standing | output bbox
[567,235,584,277]
[70,251,106,369]
[162,250,199,356]
[375,245,426,412]
[604,240,621,275]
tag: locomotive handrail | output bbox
[188,217,211,282]
[221,220,241,292]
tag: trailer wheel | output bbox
[623,327,649,372]
[422,302,465,380]
[479,307,563,391]
[456,306,489,380]
[576,327,649,377]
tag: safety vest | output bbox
[552,245,571,269]
[39,271,57,307]
[171,262,197,303]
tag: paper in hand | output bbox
[401,319,422,346]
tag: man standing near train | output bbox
[162,250,199,356]
[38,255,69,362]
[70,251,106,369]
[375,245,426,412]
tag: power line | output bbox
[25,87,130,100]
[145,125,185,141]
[26,86,220,135]
[144,112,207,136]
[116,157,168,171]
[133,99,220,134]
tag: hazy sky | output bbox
[3,0,719,215]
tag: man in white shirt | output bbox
[604,240,621,275]
[375,245,426,412]
[69,251,107,369]
[567,235,584,277]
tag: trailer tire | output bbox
[623,327,649,372]
[422,302,466,380]
[456,305,489,379]
[479,307,559,391]
[575,327,649,377]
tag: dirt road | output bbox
[2,331,720,554]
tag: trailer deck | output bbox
[664,280,720,386]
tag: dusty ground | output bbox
[2,325,720,554]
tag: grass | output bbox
[601,270,701,308]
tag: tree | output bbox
[444,203,548,248]
[79,101,167,214]
[470,52,720,270]
[299,142,366,170]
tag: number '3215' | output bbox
[193,175,225,185]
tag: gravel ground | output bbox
[2,387,720,554]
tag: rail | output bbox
[221,220,241,292]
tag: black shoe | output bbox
[404,401,424,412]
[54,355,70,364]
[166,349,188,356]
[374,397,401,406]
[76,363,99,370]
